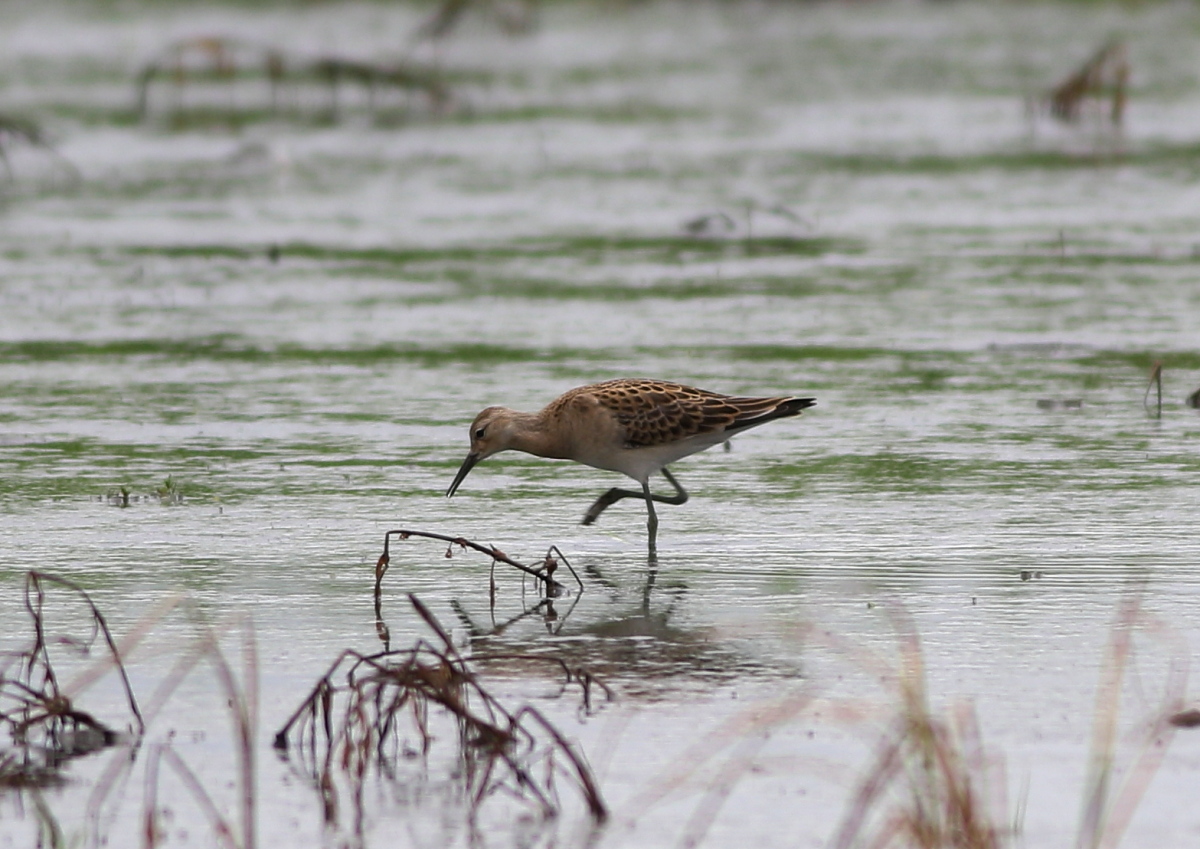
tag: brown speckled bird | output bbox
[446,378,815,553]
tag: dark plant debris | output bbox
[0,113,80,184]
[1144,361,1163,418]
[136,36,450,126]
[375,528,578,605]
[1044,40,1129,126]
[0,572,142,788]
[274,594,608,841]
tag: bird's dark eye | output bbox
[474,427,487,440]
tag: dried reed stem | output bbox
[1143,363,1162,418]
[375,528,578,600]
[275,595,608,834]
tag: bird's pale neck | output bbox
[503,409,571,459]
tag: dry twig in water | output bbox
[135,37,450,124]
[0,572,144,787]
[1143,362,1163,418]
[1045,41,1129,126]
[0,114,80,184]
[274,594,607,840]
[375,528,578,602]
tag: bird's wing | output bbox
[588,379,774,448]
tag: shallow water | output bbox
[3,1,1200,847]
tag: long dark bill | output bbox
[446,452,479,497]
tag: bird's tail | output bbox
[726,395,815,433]
[774,397,816,417]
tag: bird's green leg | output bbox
[581,468,689,525]
[643,479,658,557]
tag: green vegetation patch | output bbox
[120,233,861,267]
[448,102,705,125]
[721,344,903,363]
[1073,349,1200,372]
[761,452,1036,494]
[0,337,573,367]
[792,141,1200,176]
[759,447,1197,496]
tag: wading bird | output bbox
[446,378,815,554]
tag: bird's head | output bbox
[446,406,519,497]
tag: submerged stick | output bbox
[374,529,578,600]
[273,596,609,828]
[23,571,144,735]
[0,114,81,184]
[1143,362,1162,418]
[1047,40,1130,126]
